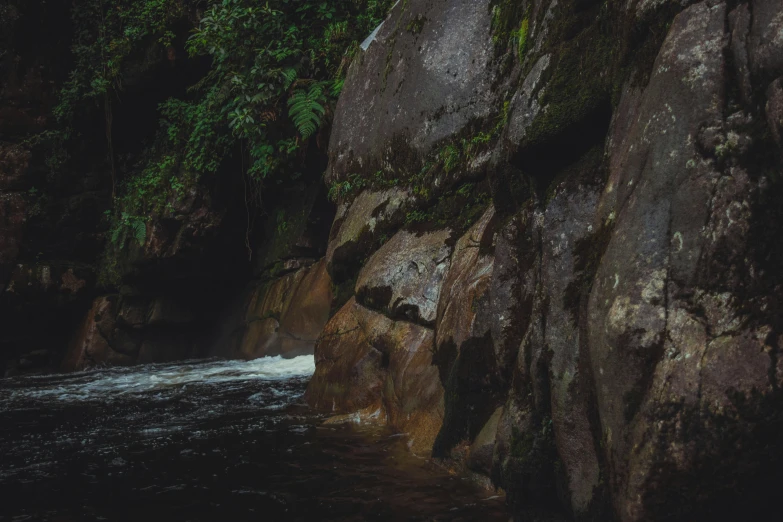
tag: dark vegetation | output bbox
[31,0,396,285]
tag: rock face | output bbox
[234,259,333,359]
[326,0,499,185]
[306,296,444,455]
[306,0,783,520]
[6,0,783,518]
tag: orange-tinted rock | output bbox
[61,296,133,371]
[383,315,443,455]
[306,297,444,455]
[239,259,333,359]
[306,298,386,413]
[278,259,333,356]
[436,206,495,351]
[240,318,280,359]
[326,188,411,281]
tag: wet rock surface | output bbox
[307,0,783,520]
[3,0,783,520]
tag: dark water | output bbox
[0,357,508,521]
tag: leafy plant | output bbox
[110,212,148,247]
[288,83,328,139]
[53,0,396,273]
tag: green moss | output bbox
[406,14,426,34]
[523,28,617,149]
[489,0,528,60]
[516,17,529,60]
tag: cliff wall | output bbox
[304,0,783,520]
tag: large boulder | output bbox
[585,3,783,520]
[238,259,333,359]
[327,0,500,184]
[306,296,444,454]
[356,228,452,326]
[309,0,783,519]
[61,296,133,371]
[326,188,411,282]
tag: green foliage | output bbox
[181,0,395,180]
[52,0,395,280]
[440,144,461,174]
[406,15,427,34]
[109,212,148,247]
[490,0,528,58]
[55,0,184,126]
[516,18,529,59]
[288,83,327,139]
[327,170,391,202]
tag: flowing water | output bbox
[0,357,509,521]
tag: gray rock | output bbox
[327,0,499,184]
[356,228,452,326]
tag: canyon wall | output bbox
[3,0,783,519]
[304,0,783,520]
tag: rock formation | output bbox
[3,0,782,519]
[304,1,783,520]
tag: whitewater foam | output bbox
[0,356,315,404]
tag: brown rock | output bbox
[60,269,86,293]
[238,269,307,358]
[277,259,333,357]
[61,296,132,371]
[239,259,333,359]
[436,206,495,352]
[306,297,444,455]
[306,297,387,413]
[240,318,280,359]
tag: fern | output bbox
[281,67,298,90]
[288,84,326,139]
[132,220,147,246]
[110,225,123,246]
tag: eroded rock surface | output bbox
[356,228,452,326]
[307,0,783,520]
[306,297,443,455]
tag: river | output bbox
[0,356,509,521]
